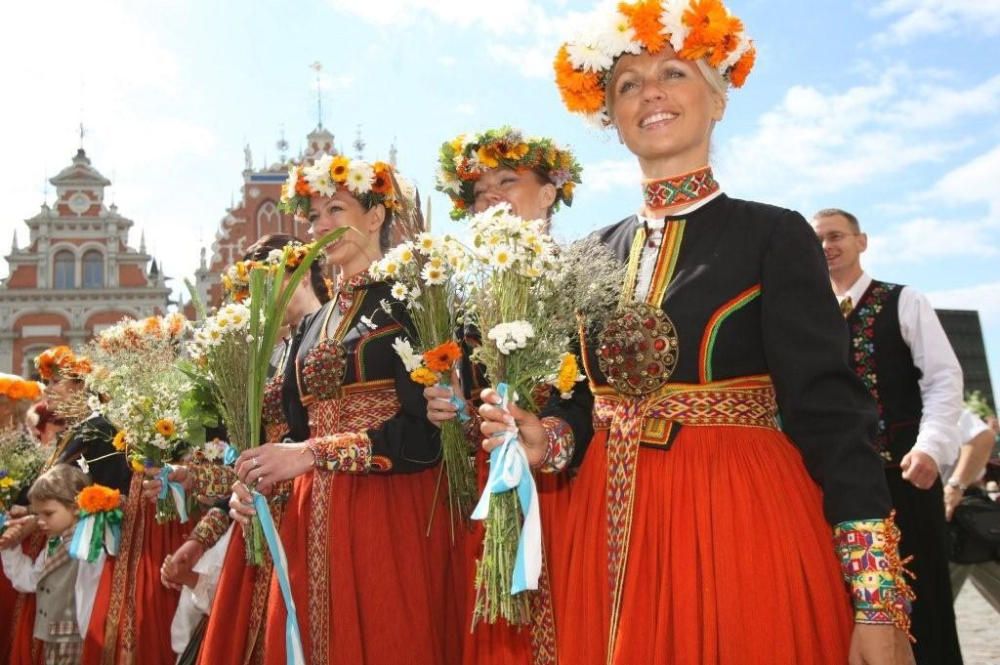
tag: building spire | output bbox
[389,137,398,168]
[311,62,324,129]
[353,124,366,159]
[11,229,18,253]
[140,229,146,254]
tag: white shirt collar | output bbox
[639,189,724,231]
[837,271,872,305]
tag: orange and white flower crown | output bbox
[555,0,755,125]
[220,239,324,303]
[0,374,43,402]
[279,155,400,216]
[35,346,92,382]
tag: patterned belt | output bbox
[598,374,779,660]
[306,380,400,436]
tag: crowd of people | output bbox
[2,1,999,664]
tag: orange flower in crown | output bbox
[35,346,92,382]
[554,0,755,125]
[77,485,122,513]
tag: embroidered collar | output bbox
[335,271,375,314]
[642,167,720,217]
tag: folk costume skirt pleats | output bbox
[553,425,854,665]
[82,473,186,665]
[261,467,463,665]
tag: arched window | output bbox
[256,200,281,236]
[53,250,75,289]
[82,250,104,288]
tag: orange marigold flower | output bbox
[155,418,177,438]
[409,367,440,387]
[112,431,127,451]
[554,46,606,115]
[6,380,27,401]
[77,485,122,513]
[681,0,730,60]
[423,340,462,373]
[143,316,162,335]
[330,156,351,183]
[371,164,393,196]
[620,0,665,53]
[72,358,93,376]
[707,16,744,66]
[502,142,531,161]
[728,45,755,88]
[294,175,311,196]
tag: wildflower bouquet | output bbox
[371,233,478,523]
[461,204,571,626]
[69,484,123,562]
[190,233,344,565]
[85,314,195,523]
[0,429,46,529]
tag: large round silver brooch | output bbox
[597,303,679,397]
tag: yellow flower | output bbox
[554,353,582,397]
[476,146,500,169]
[130,458,145,473]
[330,156,351,183]
[155,418,177,438]
[409,367,440,387]
[112,431,127,451]
[0,477,15,489]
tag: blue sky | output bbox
[2,0,999,405]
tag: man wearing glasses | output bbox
[813,208,965,664]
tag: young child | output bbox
[1,464,102,664]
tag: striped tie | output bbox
[839,296,853,318]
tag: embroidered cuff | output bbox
[189,507,230,549]
[308,432,390,474]
[537,417,575,474]
[833,511,915,641]
[188,463,238,500]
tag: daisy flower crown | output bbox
[555,0,756,125]
[279,155,399,216]
[436,126,583,221]
[220,239,325,303]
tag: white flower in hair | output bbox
[660,0,689,52]
[721,36,751,70]
[346,161,375,195]
[306,154,336,197]
[437,167,461,195]
[596,9,642,61]
[392,337,423,372]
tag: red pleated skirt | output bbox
[553,426,853,665]
[81,474,189,665]
[199,513,279,664]
[261,467,464,665]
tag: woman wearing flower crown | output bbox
[228,156,462,664]
[476,2,916,664]
[150,233,331,664]
[426,126,582,665]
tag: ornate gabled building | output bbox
[0,148,169,376]
[190,124,418,311]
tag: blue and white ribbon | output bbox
[470,382,542,594]
[158,465,189,523]
[444,384,471,424]
[0,513,7,531]
[253,490,305,664]
[223,444,239,466]
[69,510,121,562]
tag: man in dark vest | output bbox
[813,208,965,664]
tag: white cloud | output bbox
[578,158,641,193]
[872,0,1000,44]
[455,102,477,115]
[717,68,997,205]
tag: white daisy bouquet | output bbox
[461,203,570,626]
[370,233,477,524]
[85,314,196,523]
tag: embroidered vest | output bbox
[34,544,81,643]
[846,280,923,464]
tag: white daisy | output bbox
[391,337,423,372]
[660,0,689,52]
[421,263,447,286]
[437,168,462,195]
[391,282,408,301]
[346,161,375,195]
[596,9,642,61]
